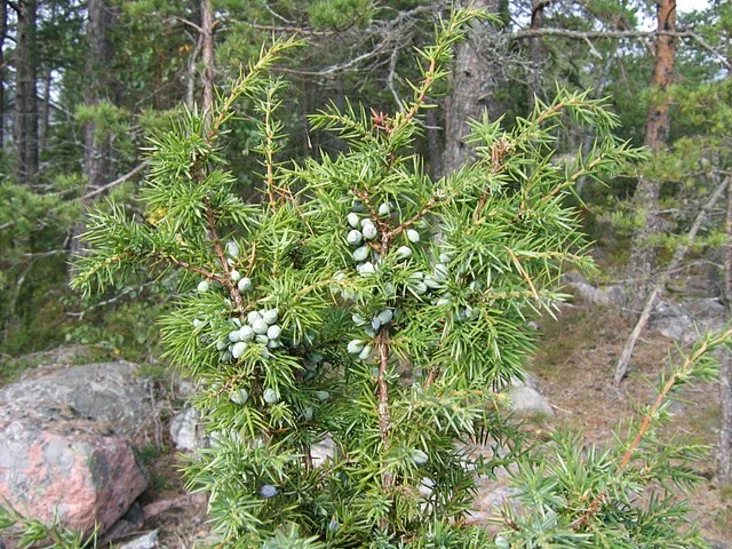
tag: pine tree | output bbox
[69,9,726,548]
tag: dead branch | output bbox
[613,174,731,386]
[513,28,731,70]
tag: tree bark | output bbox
[83,0,112,191]
[720,177,732,484]
[39,68,52,154]
[15,0,39,185]
[185,35,203,110]
[442,0,504,174]
[426,103,442,178]
[0,0,7,148]
[527,0,548,112]
[624,0,677,319]
[201,0,215,130]
[721,354,732,483]
[70,0,112,259]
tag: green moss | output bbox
[0,355,41,387]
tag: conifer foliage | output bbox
[69,8,716,548]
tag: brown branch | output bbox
[535,100,567,125]
[80,162,147,202]
[169,15,204,35]
[205,202,246,315]
[244,22,335,37]
[244,241,257,278]
[424,367,440,388]
[303,443,314,470]
[263,104,277,208]
[531,0,555,26]
[573,327,732,530]
[351,187,389,234]
[505,247,540,303]
[513,28,731,70]
[389,197,438,238]
[201,0,215,131]
[401,57,437,128]
[474,138,513,221]
[163,254,222,283]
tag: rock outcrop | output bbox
[562,272,624,308]
[505,374,554,418]
[170,406,206,452]
[0,362,150,534]
[650,298,726,345]
[0,361,153,436]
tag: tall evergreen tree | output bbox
[70,0,115,259]
[13,0,39,185]
[625,0,678,319]
[0,0,7,148]
[443,0,505,175]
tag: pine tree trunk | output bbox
[201,0,215,130]
[721,356,732,483]
[39,68,52,154]
[15,0,39,185]
[0,0,7,148]
[426,104,442,178]
[624,0,677,319]
[527,0,547,112]
[442,0,503,174]
[185,35,203,110]
[70,0,112,259]
[720,178,732,484]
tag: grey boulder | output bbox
[0,361,153,436]
[0,361,151,535]
[170,406,207,452]
[505,375,554,417]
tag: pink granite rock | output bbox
[0,411,148,534]
[0,361,150,535]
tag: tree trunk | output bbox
[185,35,203,110]
[624,0,677,319]
[70,0,112,259]
[722,355,732,484]
[527,0,548,112]
[426,103,442,178]
[83,0,112,190]
[15,0,39,185]
[39,68,52,154]
[442,0,503,174]
[720,178,732,484]
[0,0,7,148]
[201,0,215,130]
